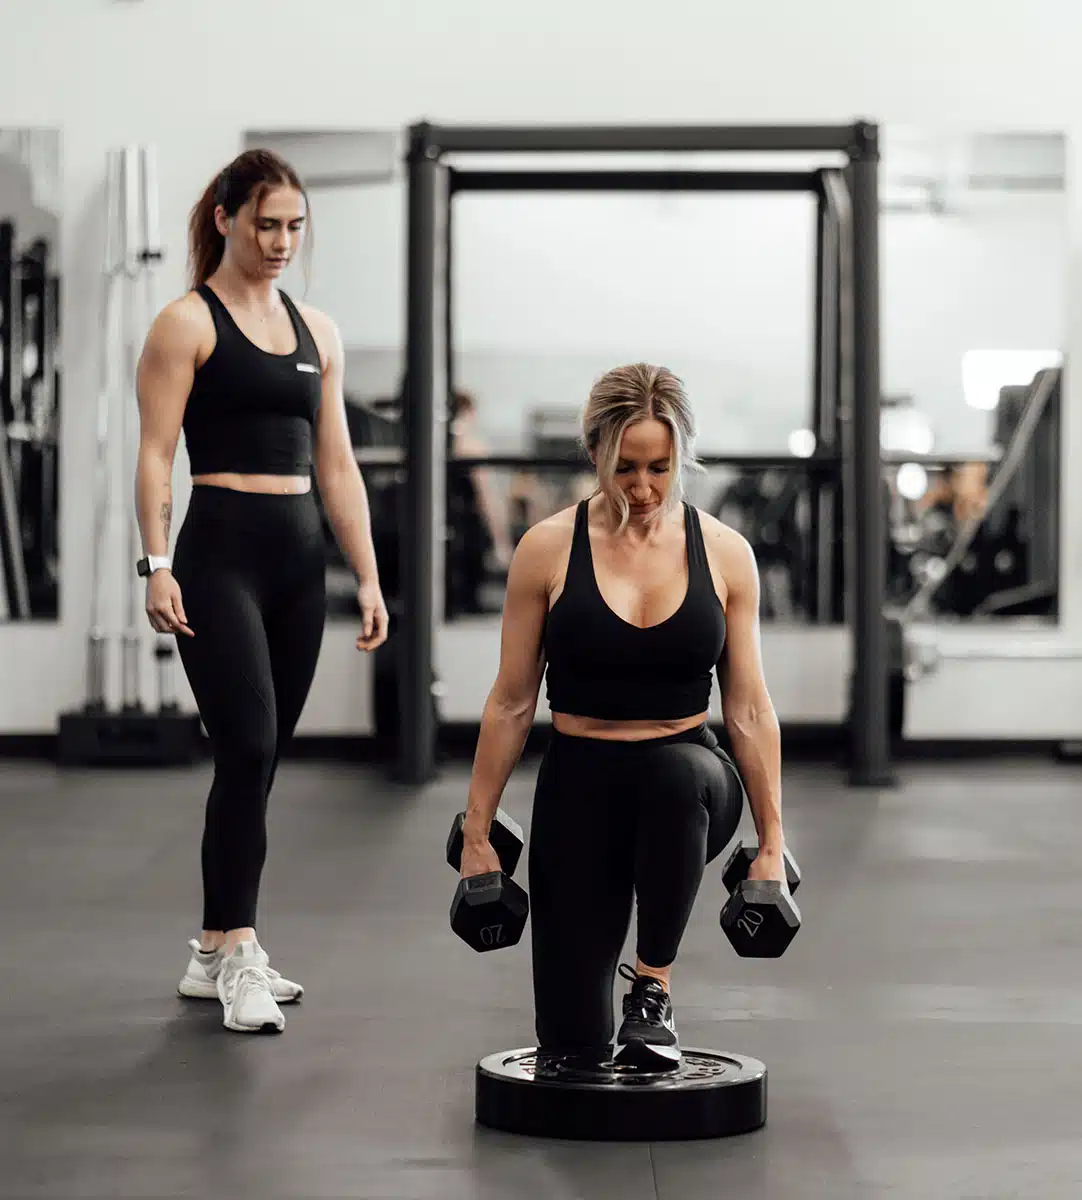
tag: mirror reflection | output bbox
[0,129,61,622]
[242,126,1065,627]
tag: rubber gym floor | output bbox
[1,752,1079,1199]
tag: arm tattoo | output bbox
[159,501,172,542]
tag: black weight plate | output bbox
[476,1046,767,1141]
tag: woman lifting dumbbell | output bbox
[459,363,789,1071]
[134,149,388,1035]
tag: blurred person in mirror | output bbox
[133,148,388,1035]
[915,461,993,615]
[447,389,513,615]
[457,363,788,1071]
[919,461,989,525]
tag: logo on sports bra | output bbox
[296,363,320,374]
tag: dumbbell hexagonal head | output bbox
[450,871,529,953]
[720,881,801,959]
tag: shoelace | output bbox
[222,962,275,1005]
[618,963,667,1024]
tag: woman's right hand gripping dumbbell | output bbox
[145,570,194,638]
[450,819,530,954]
[459,835,503,881]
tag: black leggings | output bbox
[529,723,745,1054]
[172,484,326,932]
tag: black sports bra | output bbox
[543,501,727,721]
[183,284,322,476]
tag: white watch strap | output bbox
[147,555,172,574]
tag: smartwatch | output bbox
[137,555,172,578]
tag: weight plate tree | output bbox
[400,121,890,789]
[57,146,202,766]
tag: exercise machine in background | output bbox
[978,370,1060,617]
[898,365,1062,624]
[57,146,202,765]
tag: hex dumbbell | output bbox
[446,808,529,954]
[719,840,802,959]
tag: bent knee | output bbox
[653,745,744,846]
[214,732,276,785]
[652,744,724,808]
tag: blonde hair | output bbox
[581,363,702,532]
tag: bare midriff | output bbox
[550,710,709,742]
[191,473,311,495]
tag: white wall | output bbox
[1,0,1081,735]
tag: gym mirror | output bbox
[879,127,1065,625]
[0,128,61,622]
[443,128,1067,626]
[239,124,1066,630]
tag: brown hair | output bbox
[187,149,311,288]
[582,363,702,532]
[451,390,476,419]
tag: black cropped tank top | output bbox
[183,284,323,476]
[543,501,727,721]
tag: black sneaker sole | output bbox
[614,1036,681,1072]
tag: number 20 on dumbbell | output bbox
[445,808,530,954]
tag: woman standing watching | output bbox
[134,149,388,1034]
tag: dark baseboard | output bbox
[0,731,383,766]
[895,738,1075,761]
[0,734,57,759]
[0,726,1077,767]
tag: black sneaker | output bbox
[614,963,681,1071]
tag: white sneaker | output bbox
[177,939,303,1003]
[216,941,286,1034]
